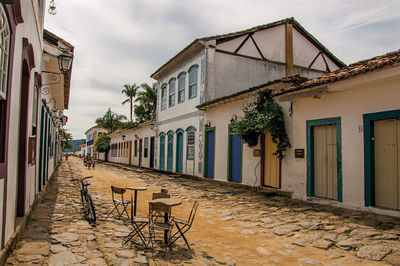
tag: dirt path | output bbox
[5,157,400,265]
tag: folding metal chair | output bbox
[106,186,132,220]
[124,194,149,247]
[168,201,199,249]
[148,201,173,246]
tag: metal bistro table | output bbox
[149,198,182,243]
[126,186,147,217]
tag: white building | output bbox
[84,126,106,159]
[107,121,156,168]
[0,0,74,259]
[151,17,344,178]
[273,49,400,217]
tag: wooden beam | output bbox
[233,33,253,55]
[285,22,294,77]
[308,51,321,69]
[250,35,266,60]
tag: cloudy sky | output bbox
[44,0,400,139]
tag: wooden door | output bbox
[264,133,280,188]
[150,137,155,168]
[205,129,215,178]
[128,140,132,165]
[139,139,143,166]
[159,135,165,170]
[229,134,242,183]
[313,124,337,200]
[176,132,183,173]
[374,119,400,209]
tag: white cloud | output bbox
[44,0,400,139]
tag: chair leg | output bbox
[106,202,121,218]
[176,224,190,249]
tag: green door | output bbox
[159,135,165,170]
[167,134,173,171]
[176,132,183,173]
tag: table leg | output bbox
[164,212,168,244]
[134,190,138,217]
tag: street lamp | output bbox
[58,51,73,73]
[48,0,56,15]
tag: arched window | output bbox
[160,83,167,110]
[177,72,186,104]
[168,78,176,107]
[188,65,198,99]
[187,130,195,160]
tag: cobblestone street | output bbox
[5,157,400,265]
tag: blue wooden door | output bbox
[230,135,242,182]
[176,132,183,173]
[150,137,155,168]
[159,135,165,170]
[167,134,173,171]
[205,130,215,178]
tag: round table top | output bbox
[126,186,147,191]
[149,198,182,206]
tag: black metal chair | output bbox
[148,201,173,247]
[168,201,199,249]
[124,194,149,247]
[106,186,131,220]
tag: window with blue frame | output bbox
[188,65,198,99]
[169,78,176,107]
[178,72,186,104]
[161,84,167,110]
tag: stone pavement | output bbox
[5,158,400,265]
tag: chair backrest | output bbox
[111,186,126,201]
[187,201,199,227]
[152,192,170,200]
[149,202,171,223]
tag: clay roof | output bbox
[151,17,345,80]
[197,75,308,110]
[274,49,400,97]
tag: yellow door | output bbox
[264,133,280,188]
[313,124,337,200]
[374,119,400,210]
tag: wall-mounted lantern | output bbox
[122,135,126,140]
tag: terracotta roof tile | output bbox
[274,49,400,97]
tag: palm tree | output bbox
[122,83,139,122]
[95,108,126,133]
[135,82,157,120]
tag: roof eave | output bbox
[151,40,205,80]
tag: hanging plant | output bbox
[230,90,290,159]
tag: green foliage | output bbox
[134,82,157,122]
[122,120,138,129]
[122,83,140,122]
[61,129,73,150]
[95,133,111,153]
[230,90,290,159]
[95,108,126,133]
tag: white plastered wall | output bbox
[4,1,45,244]
[157,115,201,177]
[203,94,294,188]
[284,66,400,217]
[293,28,339,72]
[157,54,202,122]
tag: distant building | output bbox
[85,126,106,159]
